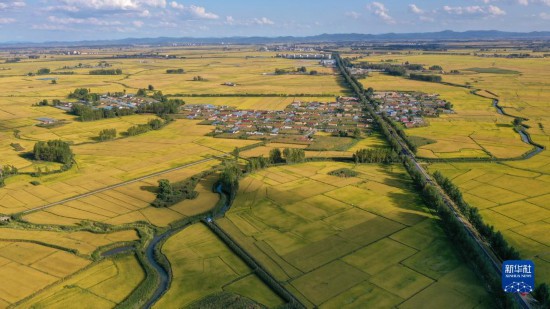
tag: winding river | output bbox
[492,99,544,159]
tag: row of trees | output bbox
[33,140,74,166]
[97,128,117,141]
[353,148,399,164]
[268,148,306,164]
[409,73,442,82]
[166,69,185,74]
[136,99,184,116]
[246,156,269,172]
[336,53,530,306]
[0,165,18,187]
[70,104,135,121]
[125,118,170,136]
[89,69,122,75]
[68,88,100,103]
[152,178,199,208]
[433,171,520,260]
[328,168,358,178]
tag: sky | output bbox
[0,0,549,42]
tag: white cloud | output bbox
[345,11,361,19]
[47,15,122,25]
[170,1,183,9]
[488,5,506,15]
[132,20,143,27]
[187,5,218,19]
[516,0,550,5]
[253,17,274,25]
[0,1,25,10]
[442,5,505,16]
[57,0,166,11]
[367,2,395,24]
[225,15,235,25]
[0,17,16,24]
[31,23,69,30]
[170,2,218,19]
[540,12,550,18]
[408,4,423,14]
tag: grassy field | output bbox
[154,223,284,308]
[17,253,145,309]
[217,162,492,308]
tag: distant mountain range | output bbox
[2,30,550,47]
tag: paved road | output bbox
[20,157,216,215]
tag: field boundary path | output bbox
[19,157,216,215]
[333,52,532,309]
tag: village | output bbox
[54,93,159,112]
[180,97,371,140]
[374,91,454,128]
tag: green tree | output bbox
[148,84,155,91]
[269,148,283,164]
[534,283,550,308]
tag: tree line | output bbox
[125,118,171,136]
[97,128,117,141]
[152,178,199,208]
[353,148,399,164]
[433,171,521,260]
[70,104,135,121]
[409,73,442,83]
[89,69,122,75]
[0,165,18,187]
[335,52,538,307]
[33,140,74,168]
[166,69,185,74]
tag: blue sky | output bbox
[0,0,549,42]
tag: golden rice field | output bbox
[0,241,90,306]
[23,161,220,227]
[0,120,253,215]
[357,72,530,159]
[16,253,145,309]
[428,161,550,282]
[218,162,492,308]
[154,223,284,308]
[0,228,138,256]
[350,52,550,280]
[0,49,345,97]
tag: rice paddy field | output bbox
[22,161,220,227]
[351,51,550,286]
[0,47,345,97]
[16,253,145,308]
[217,162,492,308]
[154,223,284,308]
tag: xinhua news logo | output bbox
[502,260,535,295]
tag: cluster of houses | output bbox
[54,94,158,112]
[97,94,158,110]
[180,97,371,139]
[374,91,454,128]
[276,53,332,60]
